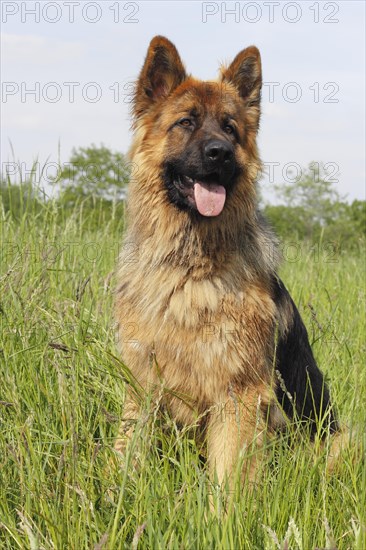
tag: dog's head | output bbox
[130,36,262,219]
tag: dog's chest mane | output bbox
[118,234,274,329]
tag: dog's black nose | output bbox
[204,140,233,165]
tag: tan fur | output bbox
[115,37,286,485]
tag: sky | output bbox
[1,0,365,202]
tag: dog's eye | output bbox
[224,124,235,135]
[178,118,193,128]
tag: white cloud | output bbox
[1,33,87,65]
[9,113,41,130]
[262,103,291,119]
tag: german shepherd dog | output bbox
[115,36,340,485]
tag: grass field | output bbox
[1,195,365,549]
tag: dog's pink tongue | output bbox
[194,181,226,217]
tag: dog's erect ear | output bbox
[221,46,262,106]
[134,36,187,119]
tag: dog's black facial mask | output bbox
[162,120,242,216]
[161,94,244,217]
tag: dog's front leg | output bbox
[207,386,269,489]
[114,393,140,455]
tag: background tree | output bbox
[263,162,365,250]
[55,144,130,204]
[274,162,343,221]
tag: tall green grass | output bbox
[1,190,365,549]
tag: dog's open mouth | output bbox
[172,174,227,217]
